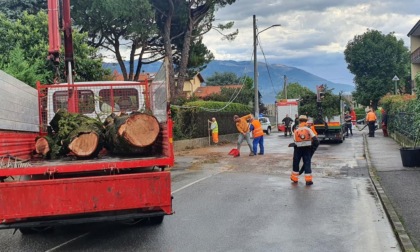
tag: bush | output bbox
[183,100,252,113]
[379,94,415,115]
[354,107,365,121]
[379,93,420,147]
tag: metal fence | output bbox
[171,110,278,140]
[172,111,244,140]
[389,112,416,140]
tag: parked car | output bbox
[259,117,272,135]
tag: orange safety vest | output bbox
[306,122,318,136]
[310,125,318,136]
[294,127,312,147]
[350,110,356,121]
[366,111,377,122]
[251,119,264,137]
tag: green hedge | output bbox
[379,94,420,146]
[171,101,252,140]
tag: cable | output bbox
[257,37,280,96]
[171,55,256,112]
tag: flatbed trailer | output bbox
[313,121,345,143]
[0,155,173,229]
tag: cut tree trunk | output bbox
[35,136,52,156]
[67,132,101,157]
[105,112,160,155]
[40,109,105,159]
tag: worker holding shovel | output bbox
[230,114,254,157]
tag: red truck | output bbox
[276,99,299,132]
[0,0,173,234]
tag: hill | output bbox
[103,60,355,104]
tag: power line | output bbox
[172,55,256,112]
[257,37,280,96]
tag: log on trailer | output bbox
[104,112,160,155]
[35,135,55,157]
[36,109,105,158]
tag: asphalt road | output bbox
[0,129,401,252]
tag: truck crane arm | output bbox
[47,0,77,113]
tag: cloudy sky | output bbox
[202,0,419,85]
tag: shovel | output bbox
[298,141,319,175]
[358,124,368,131]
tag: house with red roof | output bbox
[193,85,242,99]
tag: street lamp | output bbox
[253,15,281,118]
[392,75,399,95]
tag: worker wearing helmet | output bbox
[290,115,319,185]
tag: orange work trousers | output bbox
[212,132,219,144]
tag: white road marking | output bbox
[46,172,222,251]
[46,232,90,252]
[172,172,223,194]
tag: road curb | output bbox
[363,134,416,252]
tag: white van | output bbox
[259,117,272,135]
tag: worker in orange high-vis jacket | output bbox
[350,108,357,126]
[250,116,264,155]
[233,114,254,156]
[290,115,319,185]
[365,108,377,137]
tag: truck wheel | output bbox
[148,215,164,225]
[19,228,36,235]
[266,127,271,135]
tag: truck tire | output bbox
[19,228,36,235]
[148,215,164,225]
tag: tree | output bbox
[71,0,160,81]
[0,0,46,20]
[276,82,341,120]
[185,37,214,76]
[1,46,47,87]
[299,85,341,121]
[344,29,410,109]
[206,72,242,86]
[207,75,254,105]
[0,12,111,86]
[276,82,313,100]
[151,0,238,103]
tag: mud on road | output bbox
[173,138,367,179]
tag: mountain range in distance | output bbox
[103,59,355,105]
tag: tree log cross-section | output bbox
[105,112,160,155]
[35,109,105,159]
[68,132,100,157]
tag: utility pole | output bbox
[253,15,281,119]
[283,75,287,99]
[253,15,258,118]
